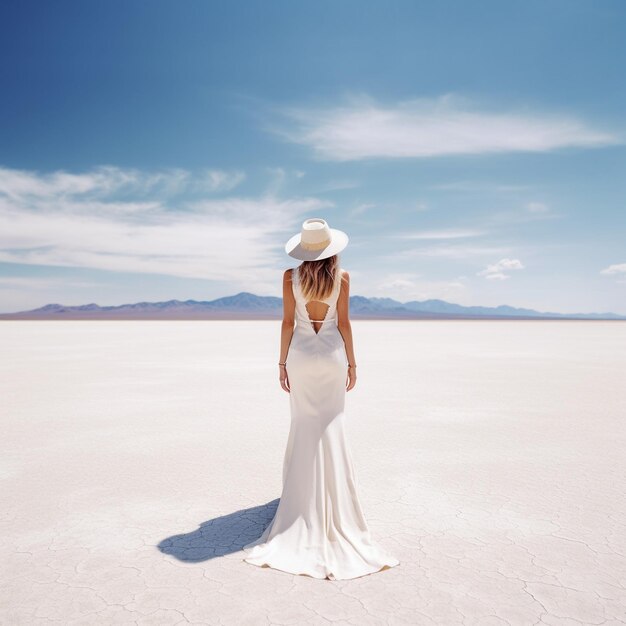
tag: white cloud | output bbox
[395,228,487,240]
[600,263,626,275]
[0,165,245,200]
[0,276,103,289]
[374,272,467,301]
[387,244,510,260]
[526,201,549,213]
[265,167,287,196]
[349,203,376,218]
[477,258,525,280]
[270,93,622,161]
[312,179,361,193]
[430,181,530,192]
[0,165,331,290]
[263,167,309,195]
[198,169,246,192]
[488,206,563,224]
[379,275,416,290]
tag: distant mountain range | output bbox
[1,292,624,320]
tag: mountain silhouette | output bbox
[1,292,624,320]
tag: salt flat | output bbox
[1,320,625,625]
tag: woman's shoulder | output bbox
[337,268,349,291]
[284,266,298,283]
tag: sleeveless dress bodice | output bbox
[292,265,342,329]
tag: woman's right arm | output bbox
[279,269,296,393]
[336,270,357,391]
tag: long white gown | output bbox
[242,265,400,580]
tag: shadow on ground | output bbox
[158,498,279,562]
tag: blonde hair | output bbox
[298,255,341,302]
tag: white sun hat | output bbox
[285,218,349,261]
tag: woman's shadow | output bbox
[158,498,278,562]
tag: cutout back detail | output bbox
[305,301,330,335]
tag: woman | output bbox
[242,218,400,580]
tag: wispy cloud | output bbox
[429,180,531,192]
[373,272,467,301]
[0,276,103,289]
[0,165,245,200]
[268,93,622,161]
[200,169,246,192]
[386,244,510,260]
[486,202,563,225]
[394,228,488,240]
[348,203,376,218]
[477,258,525,280]
[311,179,361,193]
[0,165,330,291]
[265,167,287,196]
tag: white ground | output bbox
[1,320,625,625]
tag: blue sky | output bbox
[1,0,625,314]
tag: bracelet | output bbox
[278,362,287,366]
[348,364,357,368]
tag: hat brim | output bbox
[285,228,349,261]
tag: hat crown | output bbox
[300,218,332,250]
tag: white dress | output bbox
[242,265,400,580]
